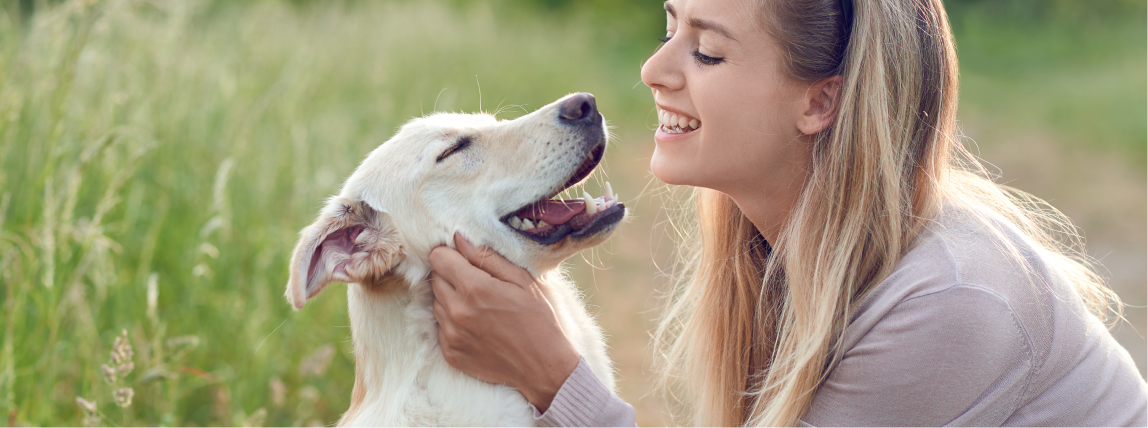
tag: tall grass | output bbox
[950,0,1148,163]
[0,1,653,425]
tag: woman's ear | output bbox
[796,75,843,135]
[285,197,402,309]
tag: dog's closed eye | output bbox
[436,136,472,163]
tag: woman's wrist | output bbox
[517,347,581,413]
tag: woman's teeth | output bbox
[657,109,701,134]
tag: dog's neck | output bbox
[340,273,434,425]
[335,263,562,426]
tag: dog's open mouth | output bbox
[500,142,625,245]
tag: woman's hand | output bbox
[428,233,581,412]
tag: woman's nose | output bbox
[641,41,685,92]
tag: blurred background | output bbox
[0,0,1143,425]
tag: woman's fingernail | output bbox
[455,232,472,246]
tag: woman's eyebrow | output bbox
[663,2,738,42]
[688,17,738,41]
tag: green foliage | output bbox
[951,0,1148,163]
[946,0,1145,25]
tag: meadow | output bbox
[0,0,1143,426]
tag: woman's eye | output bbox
[657,36,671,43]
[692,50,724,66]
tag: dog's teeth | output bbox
[689,119,700,129]
[509,216,522,229]
[605,182,613,200]
[537,220,548,228]
[583,192,597,215]
[522,219,535,230]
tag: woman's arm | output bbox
[428,233,635,425]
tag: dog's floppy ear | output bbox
[285,197,402,309]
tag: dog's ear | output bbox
[285,197,402,309]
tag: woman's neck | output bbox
[724,161,811,246]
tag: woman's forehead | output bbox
[664,0,764,38]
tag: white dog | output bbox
[284,93,625,426]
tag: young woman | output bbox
[428,0,1148,425]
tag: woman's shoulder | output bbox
[860,203,1076,317]
[841,202,1077,393]
[811,204,1148,426]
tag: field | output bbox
[0,0,1143,426]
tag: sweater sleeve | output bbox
[533,357,636,427]
[801,285,1035,426]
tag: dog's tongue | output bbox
[515,199,585,225]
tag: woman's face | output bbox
[641,0,812,198]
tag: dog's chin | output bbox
[508,205,624,269]
[508,203,624,245]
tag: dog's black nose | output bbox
[559,93,598,123]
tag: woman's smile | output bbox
[656,106,701,134]
[654,104,701,140]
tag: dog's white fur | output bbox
[285,94,620,426]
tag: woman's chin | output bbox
[649,152,692,186]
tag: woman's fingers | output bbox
[431,271,479,329]
[429,244,492,296]
[430,272,455,307]
[427,236,582,410]
[453,233,535,287]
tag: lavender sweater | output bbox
[534,206,1148,426]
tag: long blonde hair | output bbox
[652,0,1123,426]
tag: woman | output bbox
[428,0,1148,425]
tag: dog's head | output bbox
[285,93,625,309]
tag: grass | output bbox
[950,0,1148,163]
[0,0,1143,426]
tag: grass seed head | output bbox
[75,397,99,426]
[75,397,97,413]
[100,364,117,384]
[269,377,287,408]
[109,329,134,378]
[298,344,335,378]
[113,388,134,408]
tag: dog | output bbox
[284,93,625,426]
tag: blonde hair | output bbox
[652,0,1123,426]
